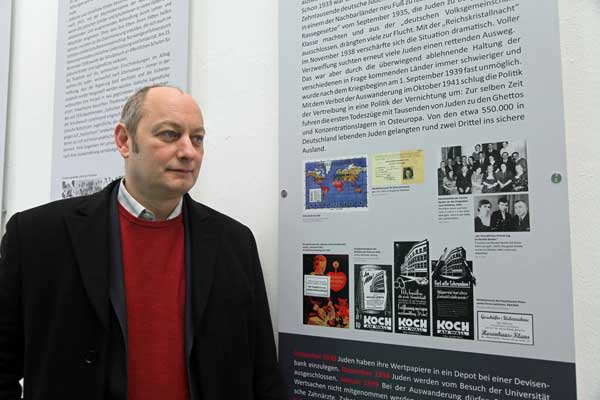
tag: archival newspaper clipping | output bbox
[279,0,577,398]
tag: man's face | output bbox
[480,203,491,216]
[498,201,508,212]
[515,201,528,218]
[121,88,205,201]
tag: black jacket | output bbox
[0,180,283,399]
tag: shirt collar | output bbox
[117,179,183,221]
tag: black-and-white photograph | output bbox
[61,176,121,198]
[473,194,531,232]
[438,141,529,196]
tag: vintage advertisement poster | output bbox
[303,254,350,328]
[279,0,577,398]
[431,246,475,340]
[50,0,189,199]
[394,240,430,336]
[355,264,392,332]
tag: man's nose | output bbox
[177,135,198,159]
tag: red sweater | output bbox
[119,205,188,400]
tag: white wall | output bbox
[559,1,600,398]
[4,0,598,398]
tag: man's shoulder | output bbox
[184,196,252,237]
[10,182,116,228]
[13,194,95,224]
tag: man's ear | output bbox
[115,123,131,158]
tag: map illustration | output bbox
[305,157,368,210]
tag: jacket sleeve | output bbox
[247,230,284,400]
[0,215,24,399]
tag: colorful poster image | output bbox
[431,247,476,340]
[355,264,393,332]
[394,240,430,336]
[302,254,350,329]
[305,157,368,211]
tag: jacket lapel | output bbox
[184,196,219,336]
[64,182,118,330]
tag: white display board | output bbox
[51,0,189,199]
[279,1,577,399]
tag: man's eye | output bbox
[160,130,179,140]
[191,135,204,145]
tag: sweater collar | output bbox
[117,179,183,221]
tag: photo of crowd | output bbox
[438,141,528,196]
[61,176,121,199]
[473,194,531,232]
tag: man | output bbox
[446,158,454,173]
[471,144,481,161]
[485,143,500,166]
[0,86,282,399]
[513,199,531,231]
[500,151,515,174]
[456,165,471,195]
[511,151,521,165]
[453,155,462,175]
[491,197,512,231]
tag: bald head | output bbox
[119,85,186,146]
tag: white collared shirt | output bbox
[117,179,183,221]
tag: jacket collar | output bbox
[64,180,119,330]
[182,194,219,333]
